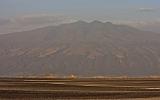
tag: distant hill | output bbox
[0,21,160,76]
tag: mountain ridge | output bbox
[0,20,160,76]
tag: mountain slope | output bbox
[0,21,160,76]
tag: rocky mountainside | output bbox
[0,21,160,76]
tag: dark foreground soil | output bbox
[0,77,160,99]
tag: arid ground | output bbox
[0,78,160,100]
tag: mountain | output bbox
[0,20,160,76]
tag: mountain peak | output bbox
[73,20,88,24]
[105,22,113,25]
[90,20,104,24]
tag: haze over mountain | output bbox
[0,14,75,34]
[134,22,160,33]
[0,21,160,76]
[1,15,160,34]
[117,20,160,33]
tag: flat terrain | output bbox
[0,77,160,100]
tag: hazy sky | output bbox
[0,0,160,21]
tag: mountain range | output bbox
[0,20,160,76]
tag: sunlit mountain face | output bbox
[0,21,160,76]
